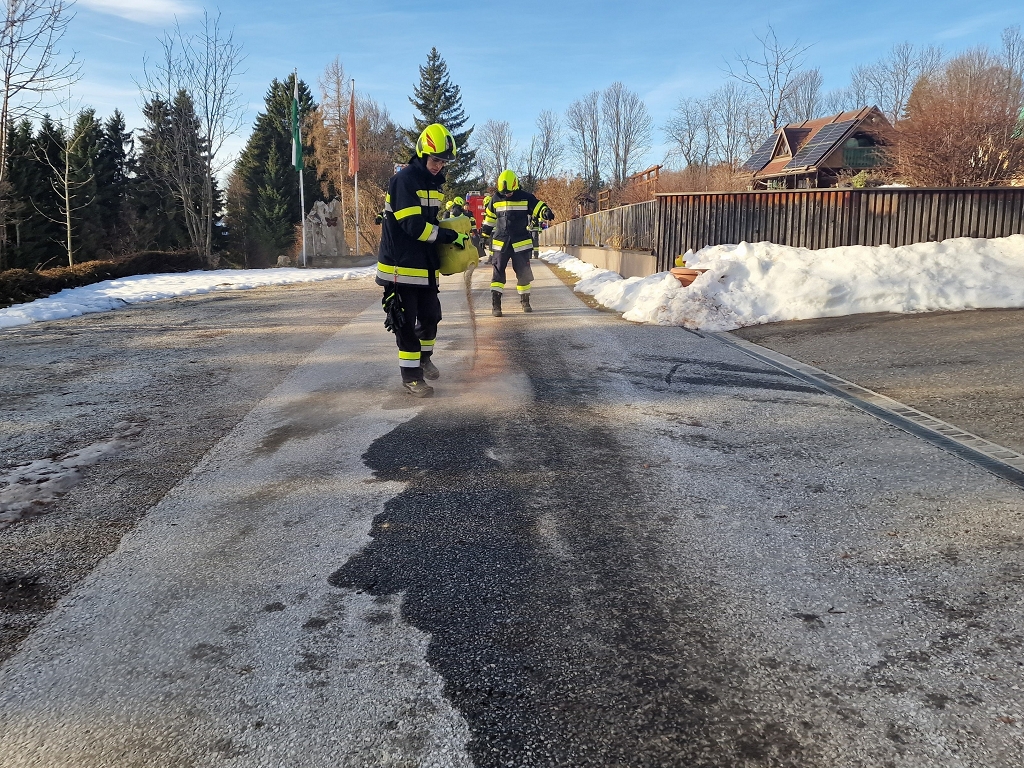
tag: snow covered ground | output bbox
[541,234,1024,331]
[0,267,376,329]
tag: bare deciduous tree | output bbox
[475,119,516,186]
[664,96,714,169]
[897,48,1024,186]
[520,109,562,190]
[565,91,602,192]
[861,42,943,122]
[310,57,350,252]
[666,84,762,171]
[726,24,812,131]
[783,68,823,122]
[0,0,79,268]
[140,11,244,266]
[35,103,94,267]
[533,174,588,223]
[601,81,653,185]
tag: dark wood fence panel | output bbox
[542,189,1024,273]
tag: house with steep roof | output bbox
[741,107,895,189]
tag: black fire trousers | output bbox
[389,284,441,382]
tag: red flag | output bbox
[347,86,359,176]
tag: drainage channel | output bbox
[709,331,1024,490]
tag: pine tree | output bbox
[95,110,134,255]
[66,109,103,261]
[404,48,478,194]
[135,97,191,251]
[5,119,48,269]
[28,116,65,267]
[232,73,318,264]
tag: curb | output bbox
[709,331,1024,490]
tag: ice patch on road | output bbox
[540,234,1024,330]
[0,422,141,528]
[0,266,377,329]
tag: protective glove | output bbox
[542,206,555,221]
[452,232,469,249]
[374,213,384,225]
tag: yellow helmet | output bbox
[445,200,454,210]
[416,123,457,161]
[497,170,519,194]
[453,196,466,207]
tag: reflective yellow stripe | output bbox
[492,239,505,249]
[512,238,533,249]
[516,284,531,293]
[420,338,435,348]
[490,282,505,289]
[376,262,431,278]
[418,223,437,242]
[532,201,547,217]
[416,190,444,207]
[398,350,420,360]
[394,206,421,220]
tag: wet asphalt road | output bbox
[1,263,1023,767]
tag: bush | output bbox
[0,251,205,309]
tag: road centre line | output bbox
[709,332,1024,490]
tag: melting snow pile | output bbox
[0,266,376,329]
[541,234,1024,331]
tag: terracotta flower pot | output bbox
[670,267,708,287]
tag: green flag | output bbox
[291,76,303,172]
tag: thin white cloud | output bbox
[78,0,199,25]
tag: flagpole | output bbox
[352,78,360,257]
[293,69,307,267]
[300,168,307,267]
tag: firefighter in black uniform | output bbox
[377,123,469,397]
[480,170,554,316]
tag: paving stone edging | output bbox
[711,331,1024,490]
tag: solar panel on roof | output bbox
[741,134,778,172]
[785,120,856,169]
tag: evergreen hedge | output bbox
[0,251,205,309]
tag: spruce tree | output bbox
[67,109,103,261]
[232,73,318,264]
[5,119,47,269]
[404,48,478,194]
[96,110,134,254]
[135,97,191,251]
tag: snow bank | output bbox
[0,266,376,329]
[540,235,1024,331]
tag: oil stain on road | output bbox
[330,326,819,767]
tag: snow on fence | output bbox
[541,187,1024,272]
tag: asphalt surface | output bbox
[1,265,1023,766]
[735,309,1024,455]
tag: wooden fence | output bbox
[543,200,656,251]
[541,188,1024,273]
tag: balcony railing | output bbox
[843,146,887,168]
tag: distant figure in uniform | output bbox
[480,170,554,316]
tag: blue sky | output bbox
[67,0,1022,170]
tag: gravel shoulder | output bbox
[733,309,1024,454]
[0,279,379,664]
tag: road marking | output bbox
[710,332,1024,489]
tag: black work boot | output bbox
[402,379,434,398]
[421,355,439,380]
[520,293,533,313]
[491,290,503,317]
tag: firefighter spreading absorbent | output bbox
[376,123,470,398]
